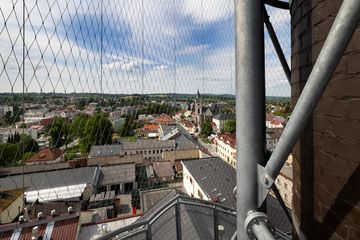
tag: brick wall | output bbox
[291,0,360,239]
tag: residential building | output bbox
[152,161,175,182]
[0,189,24,224]
[89,139,176,161]
[274,155,293,208]
[182,157,236,208]
[214,133,237,168]
[97,164,136,194]
[212,112,236,132]
[0,213,81,240]
[0,105,13,117]
[266,128,283,152]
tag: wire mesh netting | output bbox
[0,0,291,239]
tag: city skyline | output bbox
[0,0,290,96]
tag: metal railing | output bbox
[97,194,237,240]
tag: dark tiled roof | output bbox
[99,164,136,186]
[0,167,99,191]
[213,112,235,121]
[152,162,174,178]
[175,134,198,150]
[182,157,237,209]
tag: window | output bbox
[284,193,288,200]
[144,150,147,154]
[157,149,159,154]
[284,183,288,190]
[190,177,193,184]
[277,179,281,185]
[198,190,203,199]
[153,150,155,154]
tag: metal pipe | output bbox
[263,0,360,186]
[252,222,276,240]
[235,0,265,239]
[264,8,291,84]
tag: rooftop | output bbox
[99,164,136,186]
[0,167,99,192]
[182,157,237,208]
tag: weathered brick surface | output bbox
[291,0,360,239]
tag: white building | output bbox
[214,133,237,168]
[273,154,293,208]
[182,157,236,209]
[212,113,235,132]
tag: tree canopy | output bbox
[223,120,236,134]
[80,113,114,153]
[48,117,72,148]
[200,119,213,137]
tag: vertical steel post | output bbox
[235,0,265,239]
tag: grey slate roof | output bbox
[133,190,291,240]
[175,134,198,150]
[137,190,237,240]
[182,157,237,209]
[0,167,99,192]
[89,140,176,157]
[213,112,236,121]
[121,139,175,150]
[99,164,136,186]
[152,162,174,178]
[90,145,122,157]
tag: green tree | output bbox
[200,119,213,137]
[19,134,39,153]
[49,117,71,148]
[223,120,236,134]
[80,113,113,153]
[0,143,22,167]
[118,116,136,137]
[70,113,89,138]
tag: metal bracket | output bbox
[244,210,275,240]
[257,164,274,208]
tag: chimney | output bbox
[31,226,39,240]
[67,206,73,214]
[100,224,108,235]
[23,207,29,221]
[50,209,56,217]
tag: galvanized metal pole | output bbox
[260,0,360,195]
[235,0,265,239]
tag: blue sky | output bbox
[0,0,290,96]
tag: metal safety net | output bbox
[0,0,291,239]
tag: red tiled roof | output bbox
[0,230,13,240]
[51,217,79,240]
[270,119,283,126]
[18,224,47,240]
[154,115,174,124]
[40,117,54,127]
[217,133,236,149]
[26,148,63,163]
[143,124,160,130]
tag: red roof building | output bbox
[26,148,63,165]
[0,214,80,240]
